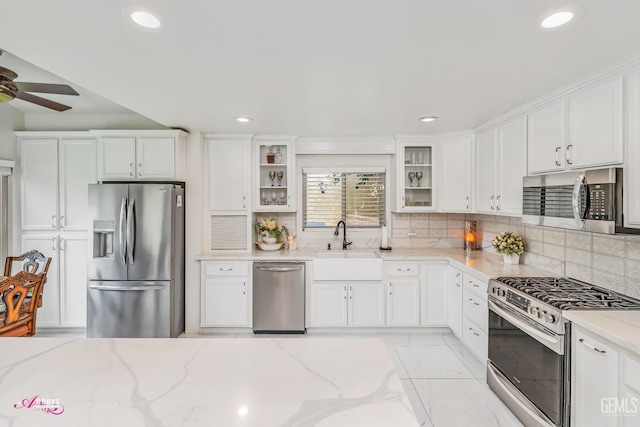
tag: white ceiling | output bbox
[2,0,640,136]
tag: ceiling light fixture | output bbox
[539,7,584,30]
[0,85,16,104]
[418,116,438,123]
[131,10,161,29]
[236,117,252,123]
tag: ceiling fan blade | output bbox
[14,91,72,111]
[14,82,79,96]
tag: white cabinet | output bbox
[396,139,436,211]
[529,78,623,174]
[572,327,619,427]
[253,136,295,211]
[95,130,187,181]
[625,69,640,228]
[475,116,526,215]
[309,282,384,327]
[421,263,448,326]
[439,137,472,212]
[386,262,420,326]
[21,234,88,328]
[447,266,463,338]
[201,261,252,327]
[18,135,97,231]
[461,272,488,361]
[207,135,251,212]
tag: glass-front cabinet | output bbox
[396,140,436,211]
[253,136,296,212]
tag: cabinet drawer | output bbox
[203,262,249,277]
[462,317,488,363]
[386,263,420,277]
[463,291,488,334]
[463,273,488,301]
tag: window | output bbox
[303,168,385,230]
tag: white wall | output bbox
[0,104,24,159]
[24,113,164,131]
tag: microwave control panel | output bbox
[588,184,613,221]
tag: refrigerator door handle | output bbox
[127,197,136,264]
[89,283,166,291]
[119,197,127,265]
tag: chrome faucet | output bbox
[334,220,352,250]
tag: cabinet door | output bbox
[21,235,60,328]
[348,283,385,326]
[527,102,566,174]
[440,137,471,211]
[59,138,97,231]
[475,129,496,214]
[208,139,248,211]
[573,328,619,427]
[21,139,59,230]
[309,283,348,327]
[626,69,640,228]
[254,139,295,212]
[59,235,88,327]
[568,78,623,169]
[136,137,176,179]
[447,267,463,338]
[202,278,250,326]
[421,264,448,326]
[387,279,420,326]
[497,116,527,215]
[98,137,136,180]
[620,354,640,427]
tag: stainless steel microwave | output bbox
[522,168,639,235]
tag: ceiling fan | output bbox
[0,63,79,112]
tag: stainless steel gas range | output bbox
[486,277,640,427]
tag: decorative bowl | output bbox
[257,242,284,251]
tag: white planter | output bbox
[262,235,277,244]
[502,254,520,264]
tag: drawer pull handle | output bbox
[469,298,480,306]
[579,338,606,354]
[468,327,480,337]
[397,268,411,272]
[219,268,233,271]
[470,282,479,287]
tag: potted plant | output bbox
[492,231,525,264]
[256,218,288,249]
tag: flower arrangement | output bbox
[256,217,288,242]
[492,231,525,256]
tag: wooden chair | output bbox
[0,271,46,337]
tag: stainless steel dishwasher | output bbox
[253,262,305,333]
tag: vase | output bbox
[503,254,520,264]
[263,235,277,244]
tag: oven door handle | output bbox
[489,299,563,354]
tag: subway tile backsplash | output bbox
[390,212,640,298]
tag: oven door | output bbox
[488,297,567,427]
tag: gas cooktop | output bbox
[495,277,640,310]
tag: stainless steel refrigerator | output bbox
[87,183,185,338]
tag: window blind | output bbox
[303,171,385,229]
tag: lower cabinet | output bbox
[309,282,384,327]
[387,279,420,326]
[421,263,448,326]
[447,266,463,338]
[201,261,252,327]
[461,272,488,361]
[20,234,88,328]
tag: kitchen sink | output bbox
[313,251,383,281]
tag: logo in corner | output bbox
[13,395,65,415]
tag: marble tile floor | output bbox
[32,331,523,427]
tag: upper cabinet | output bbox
[475,116,527,215]
[528,78,623,174]
[395,139,436,212]
[439,136,472,212]
[253,136,296,212]
[94,130,187,181]
[625,68,640,228]
[18,133,97,231]
[207,135,251,212]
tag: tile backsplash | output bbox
[390,212,640,299]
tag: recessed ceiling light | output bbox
[539,7,584,30]
[236,117,252,123]
[418,116,438,123]
[131,10,161,29]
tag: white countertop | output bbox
[1,337,418,427]
[564,311,640,357]
[197,248,555,281]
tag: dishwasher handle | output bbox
[256,266,304,272]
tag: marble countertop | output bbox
[564,311,640,357]
[0,337,418,427]
[197,248,555,281]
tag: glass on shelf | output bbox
[266,146,275,164]
[274,146,283,164]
